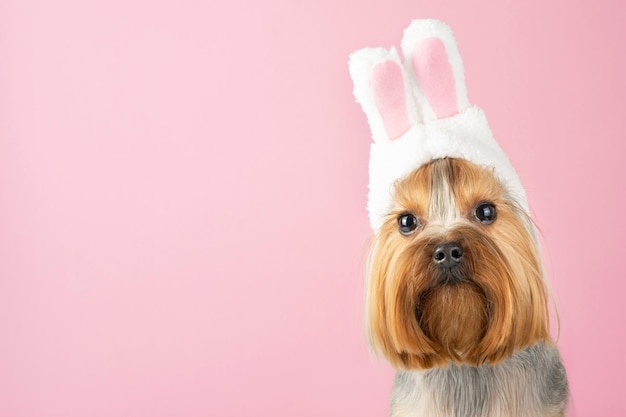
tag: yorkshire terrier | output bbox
[349,20,568,416]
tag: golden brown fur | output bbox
[367,158,551,370]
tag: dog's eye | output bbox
[398,213,419,235]
[474,202,497,224]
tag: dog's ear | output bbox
[400,20,470,122]
[349,47,419,143]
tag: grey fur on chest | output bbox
[390,342,568,417]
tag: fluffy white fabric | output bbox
[367,106,529,231]
[349,19,529,231]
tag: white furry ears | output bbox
[349,20,530,230]
[349,20,469,143]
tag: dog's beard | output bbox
[367,158,550,370]
[417,282,488,358]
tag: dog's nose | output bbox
[433,242,463,268]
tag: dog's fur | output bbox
[367,157,568,416]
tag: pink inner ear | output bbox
[412,38,458,119]
[370,60,410,140]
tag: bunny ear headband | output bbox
[349,20,529,231]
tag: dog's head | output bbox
[367,157,550,369]
[349,21,552,369]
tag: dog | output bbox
[369,157,568,416]
[349,20,569,416]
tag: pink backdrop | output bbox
[1,0,625,416]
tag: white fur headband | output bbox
[349,19,529,231]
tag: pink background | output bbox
[1,0,625,415]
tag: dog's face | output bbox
[367,158,550,370]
